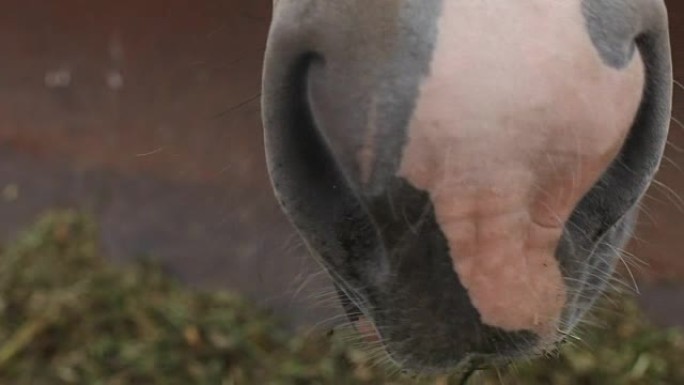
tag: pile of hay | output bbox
[0,211,682,384]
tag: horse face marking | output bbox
[399,0,646,341]
[262,0,672,372]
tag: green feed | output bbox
[0,211,682,384]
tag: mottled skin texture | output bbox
[261,0,672,373]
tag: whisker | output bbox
[290,270,330,300]
[307,289,343,302]
[671,116,684,132]
[642,190,675,207]
[212,92,262,119]
[666,138,684,154]
[302,313,355,336]
[674,78,684,92]
[636,200,658,227]
[617,258,640,294]
[651,178,684,211]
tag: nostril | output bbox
[263,51,379,270]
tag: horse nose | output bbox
[263,0,672,373]
[354,180,550,370]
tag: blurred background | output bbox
[0,0,682,343]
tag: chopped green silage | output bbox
[0,210,682,385]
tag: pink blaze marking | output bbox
[398,0,645,339]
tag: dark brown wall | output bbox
[0,0,269,184]
[0,0,339,328]
[0,0,682,326]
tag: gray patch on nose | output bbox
[364,0,443,195]
[582,0,640,68]
[581,0,668,69]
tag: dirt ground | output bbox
[0,0,682,327]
